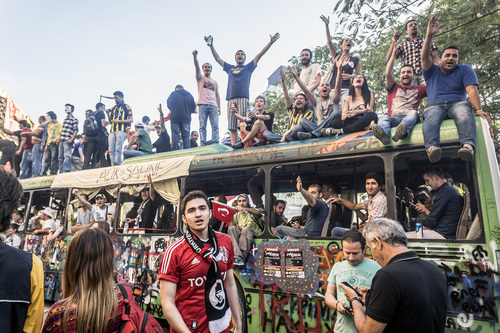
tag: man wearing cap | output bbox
[123,122,153,158]
[227,194,263,267]
[123,174,157,230]
[109,91,133,166]
[207,33,280,145]
[33,208,56,235]
[153,104,171,153]
[167,85,196,150]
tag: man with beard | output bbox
[293,48,322,96]
[124,174,158,230]
[286,63,342,141]
[270,199,287,235]
[207,33,279,145]
[331,173,388,237]
[371,46,427,145]
[421,16,490,163]
[386,19,439,85]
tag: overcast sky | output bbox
[0,0,360,137]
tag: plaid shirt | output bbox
[396,37,437,75]
[59,114,79,141]
[363,191,388,220]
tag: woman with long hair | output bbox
[42,228,122,332]
[322,74,377,136]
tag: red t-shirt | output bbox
[159,232,234,333]
[387,83,427,117]
[20,128,33,151]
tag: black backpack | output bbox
[83,111,101,137]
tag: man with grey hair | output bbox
[340,218,447,333]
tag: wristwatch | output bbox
[350,297,362,306]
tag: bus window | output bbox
[271,156,385,238]
[25,189,68,233]
[67,190,117,233]
[394,149,479,240]
[185,167,266,236]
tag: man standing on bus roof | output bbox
[206,32,280,145]
[167,85,196,150]
[108,91,133,166]
[325,230,380,332]
[421,16,490,163]
[275,177,328,238]
[331,173,388,237]
[341,218,447,333]
[372,46,427,145]
[159,190,242,333]
[193,50,221,146]
[292,48,322,96]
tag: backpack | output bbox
[83,111,101,137]
[117,284,165,333]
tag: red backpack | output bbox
[117,284,165,333]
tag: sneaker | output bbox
[321,128,343,137]
[372,124,390,145]
[427,146,442,163]
[458,145,474,161]
[253,140,266,147]
[285,133,294,142]
[392,122,407,142]
[297,132,312,140]
[234,258,244,267]
[231,142,245,149]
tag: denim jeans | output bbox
[377,111,420,138]
[332,227,349,237]
[199,104,219,145]
[422,101,475,149]
[262,130,282,144]
[42,143,59,175]
[58,141,73,173]
[108,131,127,166]
[123,149,148,159]
[171,122,191,150]
[288,110,342,140]
[84,133,108,169]
[19,150,32,179]
[275,225,307,238]
[31,143,43,177]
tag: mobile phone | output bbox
[341,281,362,297]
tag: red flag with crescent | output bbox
[212,201,235,227]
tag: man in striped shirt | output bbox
[108,91,133,166]
[57,104,78,173]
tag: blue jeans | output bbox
[288,110,342,140]
[123,150,148,159]
[171,122,190,150]
[108,131,127,166]
[31,143,43,177]
[19,150,32,179]
[262,130,282,144]
[42,143,59,175]
[422,101,475,149]
[332,227,349,237]
[275,225,307,238]
[58,141,73,173]
[199,104,219,145]
[377,111,420,137]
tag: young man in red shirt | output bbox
[159,191,242,333]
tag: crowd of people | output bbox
[2,15,496,180]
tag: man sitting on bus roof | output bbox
[371,43,426,145]
[330,172,388,237]
[228,194,263,267]
[421,16,490,163]
[275,177,328,238]
[408,166,463,239]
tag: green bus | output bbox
[16,117,500,332]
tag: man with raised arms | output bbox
[160,190,242,333]
[207,33,279,145]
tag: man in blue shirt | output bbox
[421,16,490,163]
[275,176,328,238]
[207,33,279,145]
[167,85,196,150]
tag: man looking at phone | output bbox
[325,230,380,332]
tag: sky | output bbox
[0,0,349,138]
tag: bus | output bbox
[16,117,500,332]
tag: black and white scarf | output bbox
[184,226,231,333]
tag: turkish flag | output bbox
[212,201,235,227]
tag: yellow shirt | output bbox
[24,254,44,333]
[46,122,62,145]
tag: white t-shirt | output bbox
[293,63,321,94]
[92,205,116,222]
[43,219,56,230]
[5,234,21,248]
